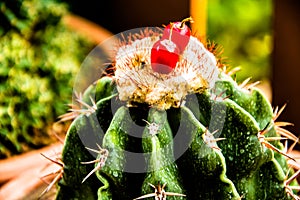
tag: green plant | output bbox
[55,27,299,199]
[0,0,92,158]
[208,0,272,82]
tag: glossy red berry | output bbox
[162,17,192,53]
[151,39,180,74]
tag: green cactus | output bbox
[56,26,299,199]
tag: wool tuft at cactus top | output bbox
[56,28,299,199]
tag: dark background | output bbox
[62,0,190,34]
[273,0,300,136]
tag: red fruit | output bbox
[162,17,193,53]
[151,39,180,74]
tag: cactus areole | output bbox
[56,19,299,200]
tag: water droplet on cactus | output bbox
[113,171,119,177]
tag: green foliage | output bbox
[0,0,92,158]
[208,0,273,81]
[57,74,297,199]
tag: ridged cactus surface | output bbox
[56,21,299,199]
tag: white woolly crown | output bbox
[114,35,219,110]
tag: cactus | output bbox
[55,21,299,199]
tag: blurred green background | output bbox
[0,0,93,158]
[0,0,273,158]
[208,0,273,82]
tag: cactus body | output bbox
[56,31,298,199]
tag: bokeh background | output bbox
[1,0,299,158]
